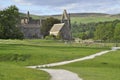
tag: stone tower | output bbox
[27,11,30,22]
[61,9,71,40]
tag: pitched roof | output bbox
[50,23,65,36]
[61,9,70,20]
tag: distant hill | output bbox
[19,13,41,19]
[111,14,120,17]
[20,12,120,23]
[52,13,109,17]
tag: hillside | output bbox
[20,12,120,23]
[20,13,41,19]
[52,13,109,17]
[52,13,120,23]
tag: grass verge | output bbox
[59,50,120,80]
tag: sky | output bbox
[0,0,120,15]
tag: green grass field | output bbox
[22,12,120,24]
[0,39,107,66]
[59,50,120,80]
[0,62,50,80]
[0,39,108,80]
[71,16,120,23]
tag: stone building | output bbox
[50,10,71,40]
[20,11,42,39]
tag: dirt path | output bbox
[28,50,112,68]
[40,69,82,80]
[27,47,120,80]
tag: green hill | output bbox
[52,13,120,23]
[20,12,120,23]
[19,13,41,19]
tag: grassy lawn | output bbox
[59,50,120,80]
[0,39,109,80]
[0,62,50,80]
[71,16,120,23]
[0,39,108,66]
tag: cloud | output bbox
[0,5,6,10]
[0,6,3,10]
[11,0,120,15]
[12,0,120,8]
[12,0,77,6]
[13,0,32,5]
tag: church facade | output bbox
[50,10,72,40]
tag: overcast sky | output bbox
[0,0,120,15]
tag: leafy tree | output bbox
[0,5,23,39]
[94,22,115,41]
[104,22,115,41]
[114,23,120,42]
[72,22,96,39]
[72,19,120,41]
[41,17,60,37]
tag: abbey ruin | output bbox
[19,10,71,40]
[20,11,42,39]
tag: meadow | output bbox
[59,50,120,80]
[71,16,120,23]
[22,12,120,24]
[0,39,108,80]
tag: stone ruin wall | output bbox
[20,24,42,39]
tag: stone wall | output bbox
[20,24,42,39]
[60,23,71,40]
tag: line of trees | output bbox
[95,20,120,42]
[72,22,96,40]
[0,5,23,39]
[72,20,120,42]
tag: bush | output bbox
[45,35,55,40]
[0,53,31,62]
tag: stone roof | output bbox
[50,23,65,36]
[61,9,70,20]
[21,24,40,28]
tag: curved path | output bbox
[27,47,120,80]
[40,69,82,80]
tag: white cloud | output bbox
[12,0,77,6]
[57,3,79,10]
[0,5,5,10]
[12,0,32,5]
[8,0,120,15]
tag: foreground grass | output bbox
[0,39,108,66]
[59,50,120,80]
[0,39,109,80]
[0,62,49,80]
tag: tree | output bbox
[104,22,114,41]
[0,5,23,39]
[41,17,60,37]
[94,22,115,41]
[72,22,96,39]
[114,23,120,42]
[94,23,105,40]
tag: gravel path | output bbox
[28,50,112,68]
[27,47,120,80]
[40,69,82,80]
